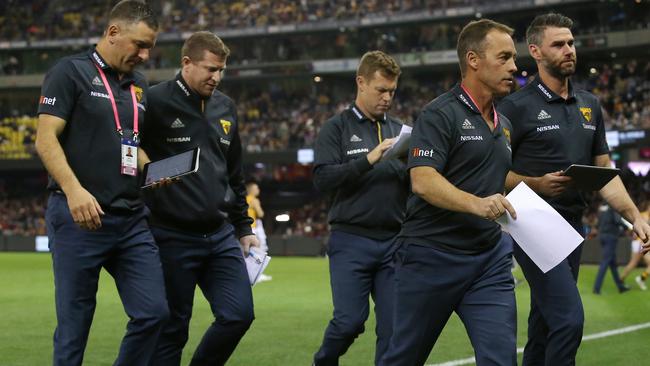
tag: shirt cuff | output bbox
[235,225,254,239]
[352,155,373,174]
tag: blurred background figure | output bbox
[620,200,650,290]
[593,203,629,294]
[247,180,271,282]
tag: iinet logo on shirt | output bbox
[39,95,56,106]
[412,147,435,158]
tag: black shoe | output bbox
[593,289,600,295]
[619,285,630,293]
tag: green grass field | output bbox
[1,253,650,365]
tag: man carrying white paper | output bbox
[380,19,518,366]
[498,13,650,366]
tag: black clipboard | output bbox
[563,164,620,191]
[141,147,200,188]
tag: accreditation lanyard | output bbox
[460,84,499,129]
[94,63,139,176]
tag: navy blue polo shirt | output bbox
[498,75,609,218]
[400,84,513,254]
[37,49,149,212]
[313,104,409,240]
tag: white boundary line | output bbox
[427,322,650,366]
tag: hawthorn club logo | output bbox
[580,107,592,123]
[220,119,232,134]
[133,86,143,103]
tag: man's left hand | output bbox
[240,234,260,256]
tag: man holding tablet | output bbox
[498,13,650,365]
[140,31,258,366]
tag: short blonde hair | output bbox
[182,31,230,61]
[356,51,401,80]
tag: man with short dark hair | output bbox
[140,31,257,366]
[380,19,518,366]
[498,13,650,365]
[312,50,408,366]
[35,1,167,365]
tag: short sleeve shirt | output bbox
[400,84,512,254]
[498,75,609,217]
[37,49,149,211]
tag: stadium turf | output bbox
[1,252,649,365]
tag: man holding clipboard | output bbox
[140,32,258,366]
[498,13,650,365]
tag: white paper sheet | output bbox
[497,182,584,273]
[381,124,412,160]
[245,247,271,286]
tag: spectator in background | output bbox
[593,203,630,294]
[2,56,22,75]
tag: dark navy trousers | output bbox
[515,218,585,366]
[149,224,254,366]
[46,193,169,366]
[380,233,516,366]
[314,230,398,366]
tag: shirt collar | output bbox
[349,103,387,123]
[175,72,210,101]
[88,47,135,87]
[90,48,109,70]
[533,74,575,103]
[452,83,481,115]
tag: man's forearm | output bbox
[35,133,81,194]
[600,177,641,223]
[411,167,478,214]
[505,171,539,192]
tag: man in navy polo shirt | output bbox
[35,1,168,366]
[380,19,518,366]
[498,13,650,365]
[312,51,408,365]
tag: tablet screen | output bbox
[143,148,199,187]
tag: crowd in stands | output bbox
[1,1,649,73]
[3,0,649,44]
[0,177,48,236]
[0,59,648,156]
[0,116,36,159]
[0,195,46,236]
[0,0,505,43]
[578,59,650,131]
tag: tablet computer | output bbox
[141,147,200,188]
[563,164,620,191]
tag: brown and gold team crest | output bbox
[133,86,143,102]
[579,107,592,123]
[220,119,232,134]
[503,127,511,143]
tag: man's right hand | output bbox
[534,171,572,197]
[366,138,396,165]
[65,186,105,230]
[472,193,517,221]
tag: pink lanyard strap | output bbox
[460,84,499,129]
[93,63,139,138]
